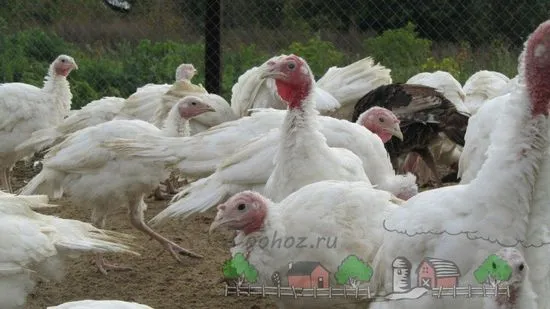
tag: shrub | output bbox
[284,35,346,76]
[421,57,461,79]
[364,22,432,82]
[0,27,520,111]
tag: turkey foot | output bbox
[151,186,170,201]
[129,205,203,263]
[94,254,133,275]
[162,239,203,262]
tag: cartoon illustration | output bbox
[392,257,412,293]
[287,261,330,288]
[271,271,282,286]
[222,253,259,286]
[474,253,513,287]
[334,255,373,288]
[222,254,511,301]
[416,257,460,288]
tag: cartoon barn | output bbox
[286,261,330,288]
[392,257,412,292]
[416,257,460,288]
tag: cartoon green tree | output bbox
[334,255,373,288]
[222,253,259,286]
[474,254,513,287]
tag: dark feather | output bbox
[352,83,470,182]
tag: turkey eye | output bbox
[237,204,246,211]
[61,59,66,62]
[379,117,384,122]
[191,102,197,105]
[519,263,524,271]
[287,62,296,70]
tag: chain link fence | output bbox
[0,0,548,109]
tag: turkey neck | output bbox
[524,126,550,308]
[279,95,320,144]
[161,104,190,137]
[42,64,73,123]
[467,81,548,245]
[264,91,327,201]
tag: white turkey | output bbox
[458,61,550,308]
[209,181,402,309]
[115,63,202,122]
[0,194,136,309]
[124,57,415,226]
[256,54,371,201]
[369,20,550,309]
[457,70,521,183]
[463,70,510,115]
[0,190,55,209]
[104,105,415,204]
[498,75,518,96]
[0,54,77,192]
[457,70,520,184]
[151,84,237,136]
[103,0,131,13]
[15,96,126,156]
[19,96,214,274]
[406,70,468,112]
[482,248,529,309]
[523,121,550,309]
[457,91,512,183]
[48,299,153,309]
[231,55,392,119]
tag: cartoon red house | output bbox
[416,257,460,288]
[286,261,330,288]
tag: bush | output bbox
[421,57,461,79]
[0,26,520,110]
[284,35,346,77]
[364,22,432,82]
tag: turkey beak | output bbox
[260,70,286,80]
[389,123,404,141]
[209,211,229,235]
[260,63,287,80]
[71,61,79,70]
[203,105,216,113]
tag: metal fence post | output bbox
[205,0,222,94]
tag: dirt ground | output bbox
[10,162,276,309]
[11,159,452,309]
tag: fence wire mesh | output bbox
[1,0,548,108]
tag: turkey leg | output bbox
[152,186,170,201]
[91,211,133,275]
[415,148,443,187]
[1,168,13,193]
[165,180,177,194]
[128,196,203,262]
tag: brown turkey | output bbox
[351,83,470,186]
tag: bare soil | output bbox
[11,159,452,309]
[10,162,276,309]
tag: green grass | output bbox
[0,24,521,109]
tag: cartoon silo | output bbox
[392,257,412,293]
